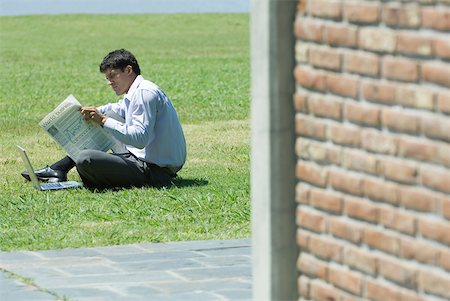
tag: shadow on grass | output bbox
[86,177,209,192]
[172,177,209,188]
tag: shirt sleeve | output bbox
[102,89,156,149]
[98,100,125,116]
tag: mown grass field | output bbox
[0,14,250,251]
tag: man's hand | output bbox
[80,107,107,126]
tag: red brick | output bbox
[359,27,396,53]
[400,236,440,266]
[308,94,343,120]
[379,206,416,235]
[361,129,397,155]
[378,157,417,184]
[297,0,306,13]
[342,148,378,174]
[383,3,421,28]
[420,165,450,194]
[296,160,328,187]
[298,275,310,299]
[365,279,400,301]
[419,216,450,245]
[440,247,450,272]
[421,6,450,31]
[344,50,380,77]
[328,265,363,295]
[326,72,359,98]
[364,227,400,255]
[310,279,343,301]
[329,217,363,244]
[329,124,360,147]
[395,84,435,110]
[422,62,450,88]
[382,56,419,82]
[329,169,364,196]
[397,136,438,163]
[362,80,396,104]
[295,113,328,140]
[295,41,309,63]
[444,195,450,220]
[363,177,400,205]
[296,139,340,164]
[433,37,450,60]
[309,45,342,71]
[294,65,327,92]
[344,245,377,275]
[293,91,308,113]
[310,188,343,213]
[295,182,310,204]
[378,255,418,289]
[296,229,310,250]
[345,101,381,127]
[323,23,358,47]
[396,32,432,56]
[296,205,327,233]
[309,0,342,20]
[422,114,450,142]
[345,196,378,223]
[294,18,323,42]
[437,142,450,168]
[296,138,309,159]
[297,252,328,280]
[302,139,343,165]
[437,91,450,114]
[400,186,441,213]
[308,234,343,261]
[323,144,342,166]
[419,269,450,299]
[382,108,420,134]
[344,1,380,24]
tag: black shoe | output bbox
[21,166,67,182]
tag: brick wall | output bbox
[293,1,450,300]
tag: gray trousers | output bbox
[75,149,173,190]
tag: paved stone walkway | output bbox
[0,239,251,301]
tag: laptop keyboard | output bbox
[42,182,64,189]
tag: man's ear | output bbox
[126,65,133,75]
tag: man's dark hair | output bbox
[99,49,141,75]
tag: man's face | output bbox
[104,66,134,96]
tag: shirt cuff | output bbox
[103,117,122,130]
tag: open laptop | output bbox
[17,145,82,191]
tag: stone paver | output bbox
[0,239,252,301]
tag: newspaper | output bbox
[39,95,123,161]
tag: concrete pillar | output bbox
[250,0,298,300]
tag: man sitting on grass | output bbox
[22,49,186,190]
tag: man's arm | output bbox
[80,107,107,126]
[101,89,156,149]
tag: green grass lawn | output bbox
[0,14,250,251]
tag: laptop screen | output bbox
[17,145,42,190]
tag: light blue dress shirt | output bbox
[98,75,186,173]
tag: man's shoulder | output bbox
[137,78,159,92]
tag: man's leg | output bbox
[50,156,76,172]
[21,155,75,182]
[75,150,172,189]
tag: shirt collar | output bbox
[124,75,144,100]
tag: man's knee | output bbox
[75,149,96,170]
